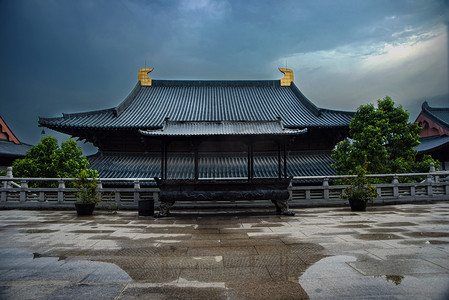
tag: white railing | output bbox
[291,172,449,207]
[0,177,158,209]
[1,169,448,209]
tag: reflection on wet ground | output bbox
[1,202,449,299]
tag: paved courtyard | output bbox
[0,202,449,299]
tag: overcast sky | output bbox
[1,0,448,154]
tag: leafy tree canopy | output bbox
[12,135,98,178]
[332,96,438,175]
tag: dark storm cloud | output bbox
[0,0,447,152]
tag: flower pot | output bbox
[349,199,367,211]
[75,203,96,216]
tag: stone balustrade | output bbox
[1,167,448,209]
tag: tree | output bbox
[12,135,98,179]
[332,96,438,175]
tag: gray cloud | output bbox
[0,0,447,153]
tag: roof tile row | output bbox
[88,151,337,179]
[39,81,353,130]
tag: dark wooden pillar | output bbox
[194,141,199,182]
[283,141,287,178]
[250,143,254,180]
[160,140,165,180]
[164,142,168,179]
[247,141,254,182]
[278,141,282,179]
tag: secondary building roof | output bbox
[0,116,31,160]
[0,141,31,158]
[415,135,449,153]
[414,101,449,155]
[139,120,307,137]
[39,69,354,132]
[88,151,337,179]
[420,101,449,131]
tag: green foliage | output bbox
[101,200,120,214]
[12,136,60,178]
[340,163,378,203]
[73,169,101,205]
[0,170,6,176]
[332,96,438,176]
[12,136,97,179]
[414,154,439,173]
[11,136,97,187]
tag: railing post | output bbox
[134,179,140,203]
[39,191,45,202]
[445,179,449,196]
[392,175,399,198]
[58,180,65,203]
[0,167,10,201]
[97,179,103,202]
[323,177,329,200]
[288,181,293,201]
[6,167,12,177]
[3,167,13,188]
[115,191,121,204]
[20,180,28,202]
[426,175,433,197]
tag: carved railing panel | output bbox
[0,171,448,209]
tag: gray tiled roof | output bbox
[0,141,31,157]
[39,80,354,130]
[140,120,307,136]
[415,135,449,153]
[88,151,337,179]
[421,101,449,131]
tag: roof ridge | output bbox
[318,108,356,115]
[289,82,321,117]
[151,79,280,87]
[166,120,282,124]
[422,101,449,130]
[114,82,141,117]
[61,108,115,118]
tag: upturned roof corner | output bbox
[279,68,294,86]
[138,68,154,86]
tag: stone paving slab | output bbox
[0,202,449,299]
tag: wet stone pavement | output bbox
[0,203,449,299]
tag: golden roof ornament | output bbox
[138,68,154,86]
[279,68,294,86]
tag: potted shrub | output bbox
[73,170,101,216]
[340,163,378,211]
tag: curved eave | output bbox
[420,101,449,131]
[38,80,355,131]
[139,128,308,137]
[415,135,449,153]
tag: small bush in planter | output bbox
[74,170,101,215]
[340,163,378,211]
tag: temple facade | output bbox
[0,116,31,170]
[39,68,354,181]
[415,101,449,170]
